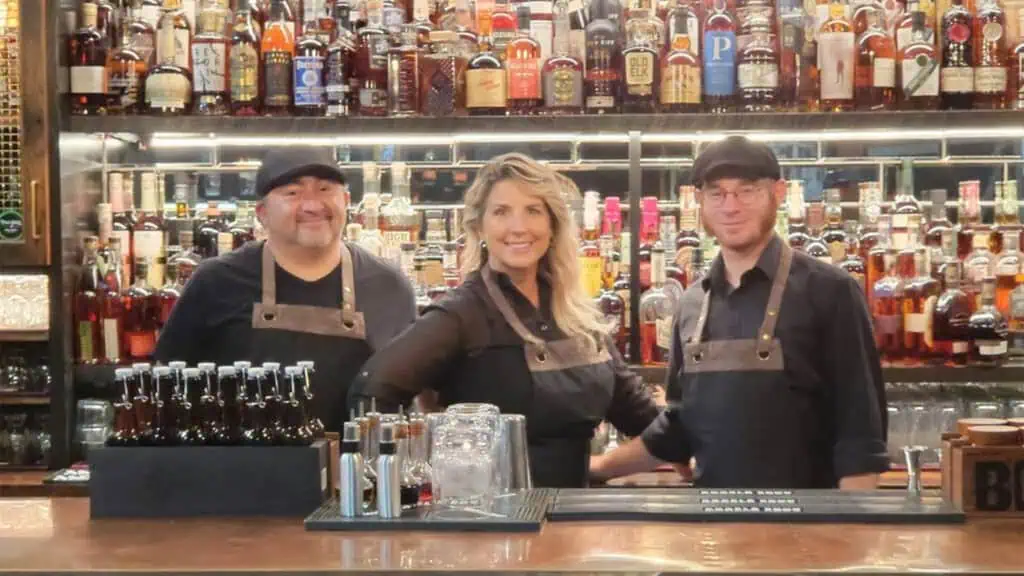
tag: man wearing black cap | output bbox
[591,136,888,490]
[155,148,416,432]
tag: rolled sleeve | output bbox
[826,276,890,479]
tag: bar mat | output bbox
[549,488,965,524]
[304,489,557,532]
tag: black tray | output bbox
[548,488,965,524]
[304,489,556,533]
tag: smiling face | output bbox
[256,175,348,249]
[480,178,553,277]
[699,177,784,252]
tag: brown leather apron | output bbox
[249,241,372,434]
[680,243,833,488]
[481,266,615,488]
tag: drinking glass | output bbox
[431,403,501,507]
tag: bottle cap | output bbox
[197,362,216,371]
[167,361,187,370]
[153,366,172,377]
[296,360,315,370]
[284,366,301,376]
[233,361,252,370]
[217,366,237,377]
[132,362,152,372]
[342,421,361,443]
[262,361,281,371]
[247,366,265,378]
[115,367,134,378]
[182,368,201,378]
[380,422,396,444]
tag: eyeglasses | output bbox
[700,185,769,207]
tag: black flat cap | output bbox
[692,136,781,187]
[255,148,346,197]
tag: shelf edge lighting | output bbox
[641,126,1024,143]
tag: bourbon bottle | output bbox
[262,0,297,115]
[871,252,904,364]
[506,4,543,114]
[584,0,623,113]
[1011,12,1024,110]
[420,30,468,116]
[294,20,329,115]
[325,0,358,117]
[107,14,148,114]
[71,2,110,115]
[902,249,940,364]
[192,6,230,115]
[817,0,855,111]
[940,0,974,110]
[230,4,262,115]
[736,15,778,111]
[702,0,737,112]
[542,0,585,114]
[122,259,158,362]
[355,0,390,115]
[660,4,701,112]
[855,7,895,110]
[388,25,421,116]
[967,277,1009,367]
[972,0,1008,110]
[898,11,940,110]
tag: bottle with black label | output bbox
[262,0,297,115]
[325,0,358,116]
[230,3,262,115]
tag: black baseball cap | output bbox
[255,148,347,197]
[691,136,781,187]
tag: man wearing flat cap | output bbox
[592,136,889,489]
[155,148,415,432]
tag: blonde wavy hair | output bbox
[460,153,609,349]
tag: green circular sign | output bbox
[0,210,24,241]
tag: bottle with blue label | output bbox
[702,0,737,113]
[294,20,327,116]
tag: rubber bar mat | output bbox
[304,489,556,532]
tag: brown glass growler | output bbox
[107,367,140,446]
[282,366,314,445]
[131,363,156,445]
[261,362,286,444]
[295,360,325,438]
[242,367,274,445]
[216,366,246,445]
[167,361,189,438]
[150,366,179,445]
[177,367,207,445]
[197,362,222,444]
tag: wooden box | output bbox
[942,440,1024,518]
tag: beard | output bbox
[701,199,779,253]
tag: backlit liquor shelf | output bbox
[631,363,1024,384]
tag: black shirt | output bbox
[348,270,660,439]
[642,235,890,482]
[154,242,417,366]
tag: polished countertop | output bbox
[1,498,1023,574]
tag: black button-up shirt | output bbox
[642,235,889,484]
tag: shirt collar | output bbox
[494,270,553,319]
[703,234,783,293]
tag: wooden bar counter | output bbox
[2,497,1024,574]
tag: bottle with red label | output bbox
[940,0,974,110]
[638,196,660,292]
[506,4,543,114]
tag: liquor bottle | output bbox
[967,277,1009,366]
[639,245,674,366]
[261,361,286,443]
[263,0,296,115]
[638,196,659,291]
[872,252,904,363]
[150,366,178,445]
[889,160,921,250]
[126,3,158,66]
[702,0,737,112]
[176,367,200,445]
[380,163,420,263]
[242,367,274,445]
[382,0,407,38]
[995,232,1022,318]
[406,414,433,503]
[217,366,246,445]
[893,0,926,51]
[1011,12,1024,110]
[579,191,603,298]
[1008,264,1024,356]
[465,38,507,114]
[965,230,995,306]
[855,7,895,110]
[777,2,806,110]
[196,362,222,442]
[122,258,158,362]
[620,6,660,112]
[506,4,543,115]
[192,6,230,114]
[387,25,421,116]
[133,176,167,289]
[170,229,201,283]
[422,30,467,116]
[296,361,324,439]
[856,181,882,260]
[70,2,109,115]
[786,180,811,251]
[76,237,103,365]
[98,0,121,51]
[818,0,855,111]
[325,0,357,116]
[924,188,952,275]
[229,4,262,115]
[292,20,328,115]
[895,11,938,110]
[940,0,974,110]
[804,202,832,263]
[973,0,1008,110]
[736,15,778,111]
[141,0,164,29]
[194,202,226,259]
[107,13,148,114]
[996,180,1020,228]
[543,0,585,114]
[902,248,940,364]
[491,0,517,56]
[955,180,981,262]
[355,0,389,115]
[821,188,848,264]
[158,0,192,71]
[838,220,867,293]
[143,9,193,114]
[107,368,139,446]
[156,258,183,332]
[660,4,701,113]
[674,185,701,285]
[614,231,632,358]
[358,192,386,257]
[584,0,623,114]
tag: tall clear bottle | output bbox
[192,3,230,115]
[380,163,421,263]
[325,0,358,116]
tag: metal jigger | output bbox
[500,414,532,491]
[903,445,926,498]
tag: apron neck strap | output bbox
[340,242,357,313]
[261,241,277,308]
[260,240,358,314]
[481,265,547,347]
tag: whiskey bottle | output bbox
[855,7,895,110]
[380,162,420,263]
[702,0,737,112]
[967,277,1009,367]
[736,15,778,111]
[70,2,109,115]
[973,0,1008,110]
[156,258,183,330]
[898,11,940,110]
[355,0,390,115]
[192,6,230,115]
[965,230,995,307]
[325,0,357,117]
[388,25,421,116]
[940,0,974,109]
[822,188,848,264]
[639,244,673,366]
[786,180,811,251]
[871,252,904,363]
[924,188,952,275]
[805,202,832,264]
[839,220,867,294]
[133,175,167,289]
[957,180,982,261]
[542,0,585,114]
[230,4,262,115]
[1011,12,1024,110]
[263,0,297,115]
[675,185,701,285]
[894,0,927,51]
[158,0,192,71]
[902,249,940,364]
[143,4,194,114]
[465,37,506,114]
[995,232,1022,318]
[107,13,149,114]
[638,196,660,291]
[817,0,855,111]
[422,30,468,116]
[621,8,660,113]
[614,231,632,356]
[506,4,543,115]
[579,191,603,298]
[490,0,517,56]
[122,259,158,362]
[126,3,157,67]
[584,0,623,114]
[660,3,701,113]
[777,4,806,110]
[293,20,328,115]
[933,261,971,365]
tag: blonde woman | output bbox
[348,153,659,488]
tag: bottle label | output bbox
[359,88,387,108]
[902,54,939,97]
[135,229,166,288]
[702,30,736,96]
[531,20,554,63]
[624,51,655,94]
[78,322,95,362]
[655,317,673,350]
[975,66,1007,93]
[382,231,412,262]
[326,50,351,104]
[874,314,900,335]
[173,29,190,69]
[109,67,141,108]
[369,35,389,70]
[737,62,779,89]
[128,331,157,359]
[872,57,895,87]
[580,255,603,298]
[904,312,927,334]
[71,66,107,94]
[294,55,326,106]
[586,95,616,108]
[193,43,227,93]
[217,231,234,255]
[264,51,293,106]
[817,31,854,100]
[896,27,913,50]
[940,66,974,93]
[827,240,844,264]
[507,58,541,99]
[1011,288,1024,319]
[982,21,1003,42]
[230,44,259,103]
[543,67,583,108]
[145,73,190,110]
[102,318,120,362]
[141,4,161,28]
[466,69,508,108]
[661,63,701,104]
[978,340,1008,356]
